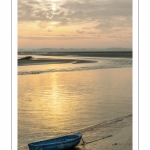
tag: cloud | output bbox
[18,0,132,31]
[95,22,113,29]
[87,32,97,34]
[18,0,132,21]
[18,36,93,40]
[48,30,53,32]
[18,0,57,21]
[60,0,132,20]
[82,27,90,29]
[76,30,85,34]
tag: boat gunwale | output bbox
[28,132,82,149]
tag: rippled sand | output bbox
[75,114,132,150]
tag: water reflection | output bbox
[18,67,132,147]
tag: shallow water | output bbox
[18,56,132,148]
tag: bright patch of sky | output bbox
[18,0,132,49]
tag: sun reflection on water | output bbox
[18,68,132,147]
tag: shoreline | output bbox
[18,114,132,150]
[18,51,132,66]
[18,58,97,66]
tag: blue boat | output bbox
[28,132,82,150]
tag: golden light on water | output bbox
[18,67,132,146]
[51,73,59,107]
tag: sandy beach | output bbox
[19,115,132,150]
[74,114,132,150]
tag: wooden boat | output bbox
[28,132,82,150]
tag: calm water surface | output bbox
[18,56,132,148]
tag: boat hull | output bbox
[28,133,82,150]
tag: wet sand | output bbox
[18,58,97,66]
[18,51,132,66]
[19,114,132,150]
[74,114,132,150]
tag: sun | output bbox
[51,3,57,11]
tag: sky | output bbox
[18,0,132,49]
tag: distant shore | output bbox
[18,51,132,58]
